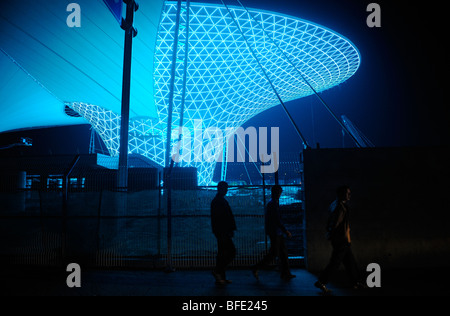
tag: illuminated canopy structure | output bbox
[0,0,360,185]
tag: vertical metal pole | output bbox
[274,151,279,185]
[157,171,162,256]
[96,190,103,260]
[165,0,183,273]
[172,0,191,166]
[118,0,138,192]
[166,166,174,272]
[165,0,183,167]
[179,0,190,133]
[262,172,267,253]
[62,155,80,264]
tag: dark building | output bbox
[0,154,161,193]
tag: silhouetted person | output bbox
[315,185,363,294]
[211,181,236,285]
[252,185,295,281]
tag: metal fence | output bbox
[0,170,304,269]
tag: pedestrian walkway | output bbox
[2,264,449,297]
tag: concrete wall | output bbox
[303,147,450,272]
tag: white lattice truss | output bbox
[68,1,360,185]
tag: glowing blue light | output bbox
[69,2,360,185]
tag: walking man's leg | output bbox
[278,235,295,280]
[342,245,360,286]
[252,235,278,280]
[316,243,346,290]
[213,237,226,284]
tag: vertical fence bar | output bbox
[62,154,80,264]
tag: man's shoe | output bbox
[251,266,259,281]
[353,281,368,289]
[281,274,296,281]
[212,270,225,285]
[314,281,332,294]
[215,280,226,285]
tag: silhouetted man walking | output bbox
[252,185,295,281]
[211,181,236,285]
[315,185,364,294]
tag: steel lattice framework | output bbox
[69,1,361,185]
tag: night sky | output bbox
[0,0,448,158]
[240,0,448,150]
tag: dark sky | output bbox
[240,0,448,151]
[1,0,448,158]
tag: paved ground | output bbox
[2,264,448,297]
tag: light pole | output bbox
[117,0,139,192]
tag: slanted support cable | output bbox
[235,0,363,148]
[220,0,311,150]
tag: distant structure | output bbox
[67,2,360,185]
[1,1,360,185]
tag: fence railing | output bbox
[0,181,304,269]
